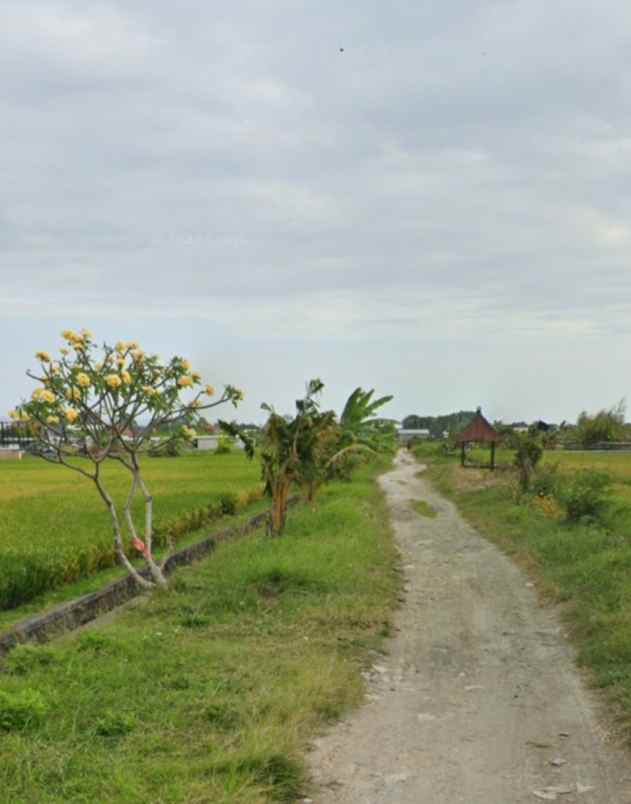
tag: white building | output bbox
[396,428,431,444]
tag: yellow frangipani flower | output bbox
[35,351,51,362]
[61,329,77,342]
[180,359,191,371]
[142,385,157,396]
[191,372,201,383]
[115,341,126,354]
[177,376,193,388]
[76,372,91,388]
[105,374,122,389]
[204,385,215,396]
[121,370,132,385]
[46,415,60,425]
[131,349,144,362]
[65,408,79,423]
[79,328,93,339]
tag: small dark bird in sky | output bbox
[339,47,344,52]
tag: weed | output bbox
[179,612,211,628]
[204,703,240,731]
[412,500,437,518]
[6,643,58,675]
[0,689,48,731]
[94,711,136,738]
[560,469,611,522]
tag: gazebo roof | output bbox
[455,410,500,444]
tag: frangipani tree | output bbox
[10,329,244,590]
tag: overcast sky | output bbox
[2,0,631,424]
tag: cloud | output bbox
[2,0,631,424]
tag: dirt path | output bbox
[308,451,631,803]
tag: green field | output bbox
[0,453,262,610]
[0,459,397,803]
[460,445,631,504]
[414,442,631,740]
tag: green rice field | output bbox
[0,452,262,611]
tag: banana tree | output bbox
[297,386,395,507]
[259,379,334,534]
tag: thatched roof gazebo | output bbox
[455,408,501,470]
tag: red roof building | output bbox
[455,409,500,469]
[455,410,500,444]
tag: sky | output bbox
[2,0,631,424]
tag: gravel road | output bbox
[308,450,631,803]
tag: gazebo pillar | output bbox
[490,441,496,471]
[460,442,466,467]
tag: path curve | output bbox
[308,450,631,803]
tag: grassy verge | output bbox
[412,442,631,739]
[0,452,262,609]
[0,458,398,803]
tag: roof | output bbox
[455,411,500,443]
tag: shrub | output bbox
[531,462,561,497]
[215,436,233,455]
[149,437,186,458]
[0,689,48,731]
[218,491,238,516]
[512,432,543,491]
[561,469,611,522]
[576,400,625,447]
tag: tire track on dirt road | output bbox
[307,450,631,803]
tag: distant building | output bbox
[509,422,529,433]
[396,428,430,443]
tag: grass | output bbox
[413,442,631,739]
[0,452,262,610]
[412,500,437,518]
[0,458,398,803]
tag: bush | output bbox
[561,469,611,522]
[0,689,48,731]
[512,432,543,491]
[149,436,186,458]
[531,462,561,497]
[218,491,238,516]
[215,436,232,455]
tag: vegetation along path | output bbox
[309,450,631,803]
